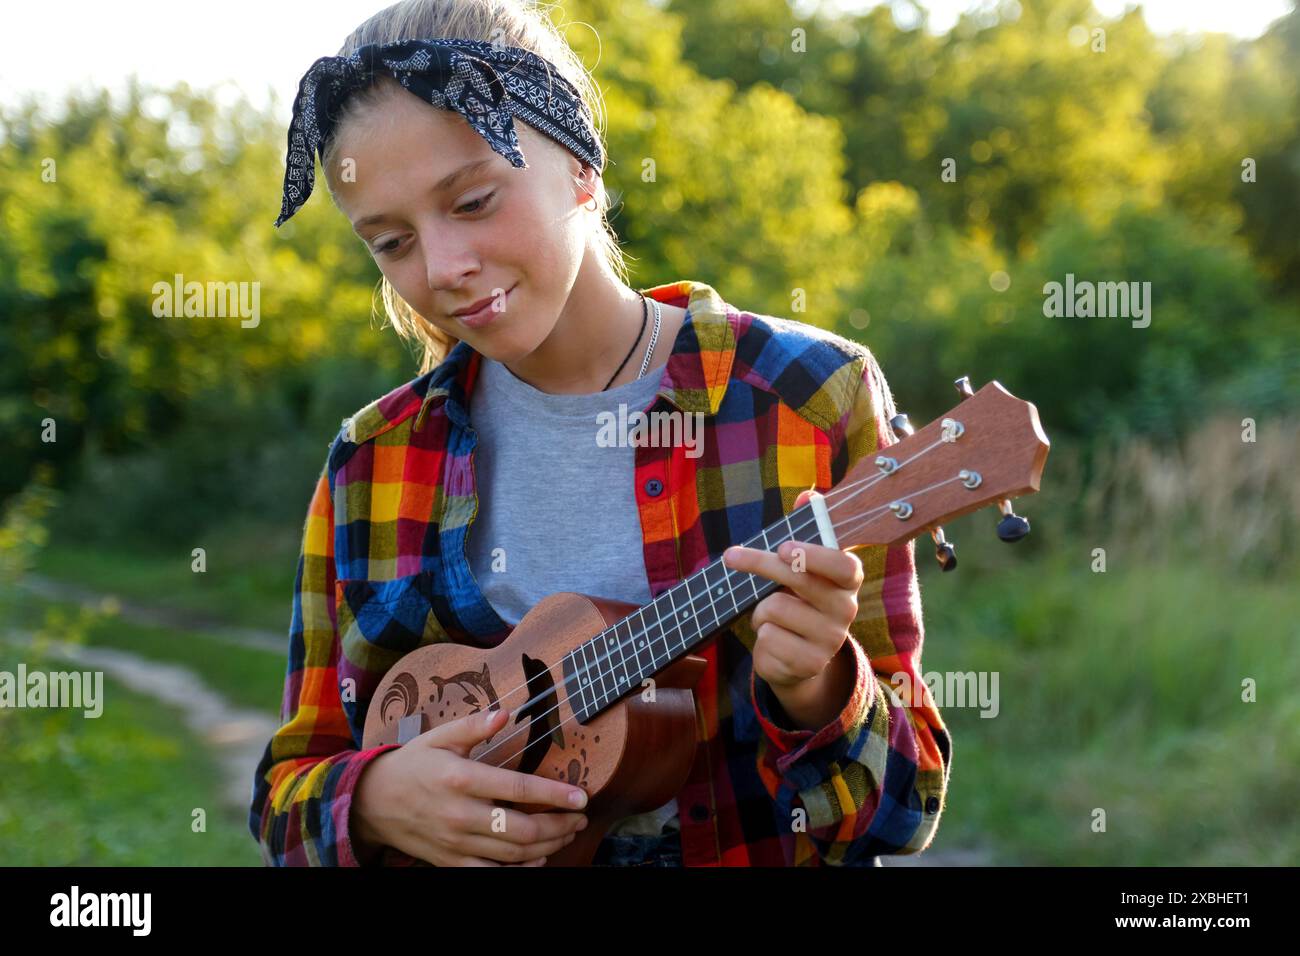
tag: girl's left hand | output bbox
[721,489,864,691]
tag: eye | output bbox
[456,190,497,215]
[373,237,404,256]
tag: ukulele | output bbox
[361,375,1050,865]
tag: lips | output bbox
[452,284,514,329]
[453,292,499,317]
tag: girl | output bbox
[250,0,951,867]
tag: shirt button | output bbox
[644,478,663,497]
[689,803,710,822]
[925,795,940,814]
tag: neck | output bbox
[504,254,647,394]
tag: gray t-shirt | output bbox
[466,355,680,837]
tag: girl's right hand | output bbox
[352,707,590,866]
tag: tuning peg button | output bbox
[889,413,914,438]
[995,499,1031,542]
[931,527,957,571]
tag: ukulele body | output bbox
[361,591,707,866]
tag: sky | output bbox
[0,0,1292,120]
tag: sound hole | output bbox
[516,654,564,776]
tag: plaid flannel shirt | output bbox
[249,279,952,867]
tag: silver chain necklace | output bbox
[636,297,662,379]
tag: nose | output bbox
[421,223,480,296]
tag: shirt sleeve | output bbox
[747,349,953,866]
[247,455,402,866]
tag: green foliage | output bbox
[0,0,1293,869]
[0,638,259,865]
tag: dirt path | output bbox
[2,629,277,814]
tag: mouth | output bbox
[454,284,515,329]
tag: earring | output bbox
[583,194,599,212]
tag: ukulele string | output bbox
[467,427,952,738]
[469,436,960,769]
[474,472,968,771]
[467,450,915,763]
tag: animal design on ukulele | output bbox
[428,664,499,722]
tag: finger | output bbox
[776,539,863,592]
[421,707,508,757]
[458,761,589,811]
[754,621,830,683]
[504,856,549,867]
[456,802,588,843]
[753,591,841,655]
[724,543,842,615]
[454,831,579,865]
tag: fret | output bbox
[703,558,740,626]
[594,635,616,709]
[566,648,590,723]
[648,597,671,672]
[604,619,632,695]
[665,582,694,654]
[685,572,719,643]
[750,528,770,603]
[576,640,596,712]
[631,607,657,683]
[595,630,619,705]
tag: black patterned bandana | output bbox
[275,38,605,227]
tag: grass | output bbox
[918,533,1300,866]
[12,465,1300,866]
[1,591,284,715]
[0,637,262,866]
[32,534,297,633]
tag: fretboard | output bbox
[561,501,821,722]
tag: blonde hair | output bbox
[320,0,627,374]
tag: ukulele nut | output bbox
[940,418,965,443]
[959,469,982,489]
[889,500,913,520]
[876,455,899,475]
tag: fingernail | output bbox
[569,789,587,808]
[577,817,589,830]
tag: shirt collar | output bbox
[416,279,737,428]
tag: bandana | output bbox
[275,38,604,227]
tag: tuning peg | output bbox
[995,498,1031,542]
[930,526,957,571]
[889,413,915,438]
[954,375,974,398]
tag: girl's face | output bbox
[327,85,594,360]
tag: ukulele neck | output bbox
[562,501,822,723]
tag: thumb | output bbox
[421,707,507,756]
[794,488,814,507]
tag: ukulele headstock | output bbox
[829,377,1050,553]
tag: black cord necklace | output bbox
[601,292,649,391]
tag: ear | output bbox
[573,160,599,207]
